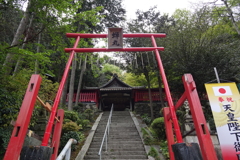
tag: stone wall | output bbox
[80,103,98,113]
[134,102,163,118]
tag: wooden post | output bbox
[163,107,175,160]
[182,74,217,160]
[50,109,64,160]
[4,75,42,160]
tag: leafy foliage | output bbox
[0,0,125,157]
[77,0,126,33]
[0,69,32,158]
[77,119,90,130]
[0,126,13,158]
[100,63,124,82]
[160,140,170,159]
[64,111,79,122]
[150,117,166,140]
[60,131,83,151]
[62,121,80,133]
[83,109,94,122]
[124,72,158,88]
[148,146,161,160]
[141,114,152,126]
[162,7,240,96]
[0,69,32,128]
[141,127,154,145]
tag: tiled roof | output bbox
[100,87,133,91]
[84,74,146,91]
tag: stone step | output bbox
[93,133,140,136]
[94,136,139,140]
[87,150,147,155]
[97,126,137,129]
[96,128,137,132]
[94,132,140,136]
[110,118,133,120]
[89,143,145,149]
[87,147,146,152]
[93,137,142,141]
[90,141,144,145]
[85,159,147,160]
[83,111,147,160]
[84,154,147,159]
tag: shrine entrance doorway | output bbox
[97,74,134,111]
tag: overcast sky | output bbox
[122,0,214,19]
[97,0,219,50]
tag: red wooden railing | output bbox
[135,91,165,102]
[134,90,167,102]
[80,92,97,102]
[66,92,97,103]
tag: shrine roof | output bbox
[84,74,145,91]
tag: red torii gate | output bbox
[4,32,217,160]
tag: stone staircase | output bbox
[84,111,148,160]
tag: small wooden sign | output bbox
[108,28,123,49]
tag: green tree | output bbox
[101,63,124,81]
[162,7,240,97]
[123,72,158,88]
[118,7,173,119]
[76,0,126,33]
[208,0,240,36]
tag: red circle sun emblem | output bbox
[219,88,226,94]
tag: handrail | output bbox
[56,138,77,160]
[98,104,114,160]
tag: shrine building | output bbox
[66,74,164,111]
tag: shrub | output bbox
[84,109,94,121]
[76,119,82,126]
[150,117,166,140]
[76,119,90,130]
[73,103,83,112]
[63,119,72,123]
[81,119,90,130]
[62,121,80,134]
[0,126,13,158]
[148,146,161,160]
[208,118,216,131]
[141,114,152,126]
[160,140,170,159]
[141,127,153,145]
[78,112,85,120]
[60,131,82,150]
[64,111,79,122]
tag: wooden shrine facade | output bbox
[66,74,165,110]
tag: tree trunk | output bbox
[68,55,77,111]
[13,14,34,76]
[75,56,87,106]
[3,0,32,75]
[35,25,43,74]
[222,0,240,36]
[144,71,154,120]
